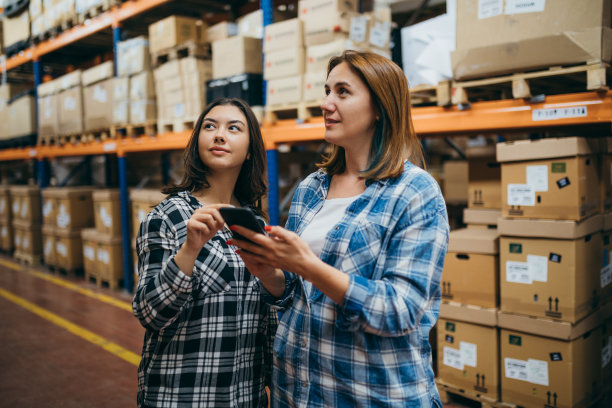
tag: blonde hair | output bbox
[318,50,424,180]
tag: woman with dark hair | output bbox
[231,51,449,407]
[133,97,276,408]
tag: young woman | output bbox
[230,51,449,407]
[133,98,276,408]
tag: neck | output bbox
[342,139,371,177]
[193,168,241,206]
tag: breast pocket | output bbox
[341,218,385,278]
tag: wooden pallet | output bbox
[451,63,610,106]
[48,265,82,277]
[38,136,57,146]
[265,101,323,123]
[31,26,62,45]
[76,0,119,24]
[410,81,452,107]
[87,273,123,290]
[437,380,515,408]
[157,118,197,134]
[110,122,157,139]
[14,252,42,267]
[151,40,211,67]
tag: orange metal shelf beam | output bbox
[0,147,38,161]
[36,140,119,158]
[5,0,172,70]
[117,131,191,156]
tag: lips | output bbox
[325,118,340,127]
[210,147,229,153]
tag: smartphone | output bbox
[219,207,266,241]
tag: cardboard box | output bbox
[59,70,82,91]
[54,228,83,270]
[92,189,121,237]
[443,161,469,202]
[452,0,612,79]
[82,61,114,87]
[113,77,129,101]
[303,70,326,103]
[298,0,358,18]
[602,229,612,302]
[468,158,501,209]
[440,301,498,327]
[0,221,13,252]
[303,12,352,46]
[58,86,84,135]
[154,60,182,82]
[498,138,600,221]
[8,95,36,138]
[3,10,30,48]
[41,190,57,226]
[264,18,303,53]
[12,219,42,256]
[83,79,113,131]
[42,187,94,231]
[0,187,11,222]
[95,234,124,286]
[264,47,305,80]
[0,83,31,107]
[443,228,499,308]
[601,153,612,213]
[117,36,150,76]
[9,186,41,225]
[113,100,129,125]
[266,75,303,106]
[130,100,157,125]
[206,21,237,43]
[500,224,602,323]
[148,16,205,54]
[500,326,602,408]
[237,9,263,39]
[306,38,348,73]
[30,0,43,17]
[438,318,500,401]
[42,224,56,267]
[129,71,155,101]
[463,208,500,227]
[602,317,612,390]
[130,189,166,237]
[212,36,262,79]
[81,228,98,278]
[498,214,603,240]
[180,57,212,76]
[38,93,59,139]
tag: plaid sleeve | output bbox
[338,190,449,336]
[132,208,195,331]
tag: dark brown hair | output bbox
[163,98,267,216]
[318,50,425,180]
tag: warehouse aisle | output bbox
[0,255,142,407]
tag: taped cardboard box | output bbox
[82,61,114,87]
[58,86,84,135]
[2,10,30,49]
[500,324,603,408]
[266,75,303,106]
[42,187,94,231]
[438,318,500,401]
[9,185,41,225]
[237,9,262,39]
[41,190,57,226]
[264,47,305,80]
[0,221,13,252]
[54,228,83,270]
[38,93,59,139]
[306,38,348,73]
[298,0,358,18]
[302,11,352,46]
[42,224,56,267]
[81,228,123,287]
[59,70,82,91]
[12,219,42,256]
[83,78,113,131]
[349,11,392,50]
[129,71,155,100]
[8,94,35,138]
[116,36,150,76]
[500,219,602,323]
[212,36,262,79]
[443,161,468,202]
[264,18,303,53]
[206,21,237,43]
[443,228,499,308]
[452,0,612,79]
[81,228,98,278]
[303,70,326,103]
[463,208,500,227]
[130,100,157,125]
[0,186,11,222]
[148,16,205,54]
[92,189,121,237]
[498,137,600,221]
[130,189,167,238]
[113,77,129,101]
[468,158,501,209]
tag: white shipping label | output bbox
[56,242,67,257]
[97,249,110,264]
[349,16,368,43]
[526,165,548,192]
[507,261,532,284]
[505,0,546,15]
[93,85,108,103]
[44,240,53,256]
[84,246,95,260]
[602,343,611,368]
[527,255,548,282]
[602,264,612,288]
[1,226,6,237]
[369,21,391,48]
[532,106,587,121]
[478,0,503,18]
[507,184,535,206]
[12,201,19,214]
[63,96,76,111]
[44,97,52,118]
[460,342,477,368]
[57,213,71,228]
[15,235,21,247]
[21,202,28,218]
[173,103,185,118]
[23,237,30,249]
[527,359,549,386]
[0,199,5,214]
[443,347,463,370]
[43,200,53,217]
[505,358,529,382]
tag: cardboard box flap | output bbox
[82,61,114,87]
[42,224,56,235]
[9,185,39,196]
[12,219,41,230]
[129,188,167,204]
[463,208,501,226]
[448,228,499,254]
[605,213,612,232]
[93,189,120,201]
[498,214,602,239]
[496,137,598,163]
[42,187,95,199]
[54,228,83,239]
[439,301,497,327]
[497,309,603,341]
[80,229,122,245]
[58,70,82,91]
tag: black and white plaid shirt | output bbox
[133,191,277,408]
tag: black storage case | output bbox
[205,73,263,107]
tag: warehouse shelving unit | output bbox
[2,0,612,293]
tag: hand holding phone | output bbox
[219,207,266,242]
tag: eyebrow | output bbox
[203,118,245,126]
[324,81,352,89]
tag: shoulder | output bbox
[293,170,327,200]
[147,191,196,226]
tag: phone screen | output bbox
[219,207,266,241]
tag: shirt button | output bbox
[335,226,340,230]
[301,340,307,347]
[302,381,308,388]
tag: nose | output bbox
[214,130,226,143]
[321,93,336,114]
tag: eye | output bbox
[202,122,215,130]
[338,87,349,95]
[324,88,330,96]
[229,125,241,132]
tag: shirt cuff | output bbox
[336,274,369,331]
[258,270,297,309]
[161,257,194,293]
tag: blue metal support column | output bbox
[118,155,134,292]
[33,59,50,188]
[112,24,121,77]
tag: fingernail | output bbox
[235,249,241,254]
[229,225,237,231]
[225,240,232,245]
[264,226,272,232]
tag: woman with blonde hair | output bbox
[230,51,449,407]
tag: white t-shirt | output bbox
[299,194,360,296]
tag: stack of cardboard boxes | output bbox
[81,190,123,289]
[57,70,84,139]
[10,186,42,263]
[0,83,36,145]
[37,80,60,144]
[82,61,115,136]
[41,187,94,272]
[2,7,30,54]
[496,137,610,407]
[0,187,13,252]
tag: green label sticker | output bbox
[509,334,522,346]
[509,243,523,254]
[551,162,566,173]
[445,322,456,332]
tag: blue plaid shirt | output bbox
[266,161,449,407]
